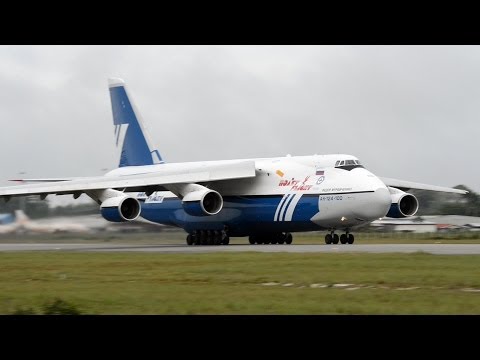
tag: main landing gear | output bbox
[325,230,354,245]
[186,230,230,246]
[248,232,293,245]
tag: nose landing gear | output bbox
[324,230,339,244]
[325,230,354,244]
[347,233,354,244]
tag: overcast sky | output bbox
[0,45,479,206]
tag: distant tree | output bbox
[0,195,49,219]
[48,201,98,217]
[435,185,480,216]
[410,184,478,216]
[0,195,97,219]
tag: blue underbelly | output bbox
[140,194,321,236]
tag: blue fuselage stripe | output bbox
[138,191,376,236]
[140,194,321,236]
[276,194,292,221]
[281,194,296,221]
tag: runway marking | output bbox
[333,283,353,288]
[259,282,480,292]
[310,284,328,288]
[461,288,480,293]
[394,287,419,291]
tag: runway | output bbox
[1,243,480,255]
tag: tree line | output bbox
[411,185,480,216]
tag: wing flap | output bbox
[0,160,256,198]
[380,177,467,194]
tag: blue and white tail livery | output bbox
[0,78,468,246]
[108,78,164,167]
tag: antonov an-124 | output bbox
[0,78,467,245]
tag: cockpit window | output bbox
[334,159,364,171]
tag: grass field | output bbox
[1,251,480,314]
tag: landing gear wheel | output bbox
[285,233,293,244]
[248,236,255,244]
[340,234,347,244]
[207,230,214,245]
[214,231,222,245]
[332,234,339,244]
[325,234,332,244]
[193,231,200,245]
[222,235,230,245]
[347,234,354,244]
[186,234,193,245]
[270,237,278,244]
[200,231,207,245]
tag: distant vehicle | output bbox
[0,213,14,225]
[0,78,467,245]
[13,210,90,234]
[0,216,18,234]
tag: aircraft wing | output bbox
[380,177,468,194]
[0,160,256,199]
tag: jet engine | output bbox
[182,188,223,216]
[100,196,141,222]
[386,188,419,218]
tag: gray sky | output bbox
[0,45,479,205]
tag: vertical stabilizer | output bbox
[108,78,164,167]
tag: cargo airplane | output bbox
[0,78,467,245]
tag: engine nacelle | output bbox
[100,196,141,222]
[386,189,419,218]
[182,189,223,216]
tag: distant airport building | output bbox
[421,215,480,227]
[370,219,437,233]
[371,215,480,233]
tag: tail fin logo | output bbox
[114,124,129,148]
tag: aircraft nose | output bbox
[353,187,391,221]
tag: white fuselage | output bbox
[107,154,392,231]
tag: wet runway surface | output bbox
[1,243,480,254]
